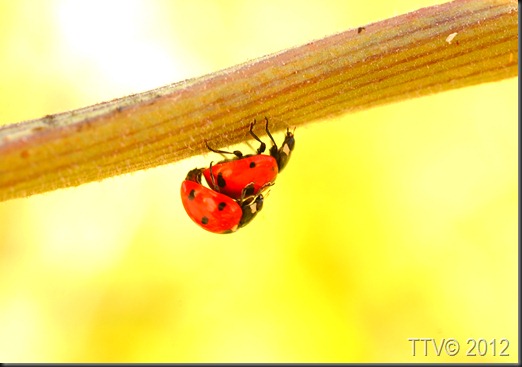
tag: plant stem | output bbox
[0,0,517,202]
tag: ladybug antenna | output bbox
[259,181,275,198]
[249,120,266,154]
[264,187,273,198]
[260,181,275,192]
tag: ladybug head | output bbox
[238,193,265,229]
[270,127,295,172]
[185,168,203,183]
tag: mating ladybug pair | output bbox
[181,118,295,234]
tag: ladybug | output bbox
[180,168,269,234]
[202,117,295,200]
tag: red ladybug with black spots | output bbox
[180,118,294,233]
[203,117,295,199]
[180,168,270,234]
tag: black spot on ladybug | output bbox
[249,161,256,168]
[217,172,226,188]
[188,189,196,200]
[201,216,209,225]
[218,202,226,211]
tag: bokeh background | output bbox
[0,0,517,362]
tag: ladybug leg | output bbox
[208,161,219,191]
[264,117,278,149]
[249,120,266,154]
[205,140,243,158]
[265,117,281,162]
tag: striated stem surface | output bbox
[0,0,517,202]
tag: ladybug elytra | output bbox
[180,168,267,234]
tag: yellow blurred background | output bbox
[0,0,517,362]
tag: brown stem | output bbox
[0,0,517,202]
